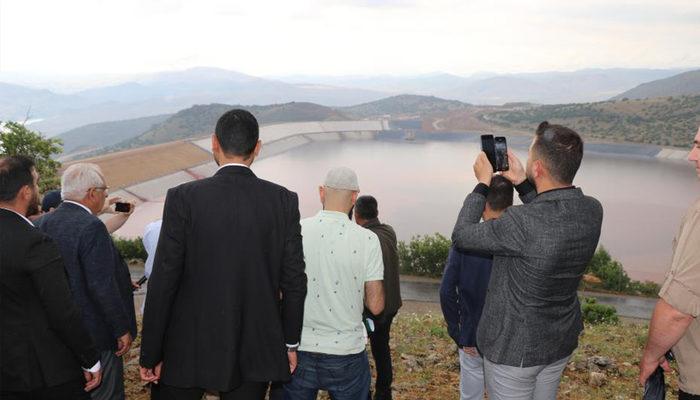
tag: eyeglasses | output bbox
[90,186,109,194]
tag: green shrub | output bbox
[628,280,661,297]
[581,297,619,324]
[398,233,451,278]
[584,247,660,297]
[113,236,147,261]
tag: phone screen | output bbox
[115,202,131,213]
[494,137,509,171]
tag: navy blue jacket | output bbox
[37,202,136,351]
[439,246,492,348]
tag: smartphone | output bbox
[480,134,509,172]
[480,134,497,170]
[114,202,132,213]
[494,136,509,172]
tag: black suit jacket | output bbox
[0,209,99,392]
[140,165,307,391]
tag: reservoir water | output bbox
[253,137,698,283]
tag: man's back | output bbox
[363,219,402,318]
[0,209,99,392]
[140,165,307,391]
[455,187,603,367]
[37,202,136,352]
[300,210,384,355]
[481,188,602,366]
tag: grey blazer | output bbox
[452,183,603,367]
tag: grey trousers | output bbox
[483,355,570,400]
[90,351,125,400]
[458,349,485,400]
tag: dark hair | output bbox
[41,189,62,212]
[532,121,583,185]
[486,175,514,211]
[355,195,378,220]
[0,156,36,202]
[215,109,259,157]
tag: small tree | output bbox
[0,121,63,192]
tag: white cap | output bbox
[323,167,359,191]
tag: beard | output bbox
[26,190,41,217]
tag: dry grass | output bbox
[123,312,679,399]
[65,141,211,190]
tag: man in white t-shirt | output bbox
[284,167,385,400]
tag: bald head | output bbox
[319,186,358,214]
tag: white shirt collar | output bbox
[0,207,34,226]
[63,200,94,215]
[216,163,250,173]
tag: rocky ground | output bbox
[123,312,678,399]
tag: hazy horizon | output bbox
[1,0,698,78]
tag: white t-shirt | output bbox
[299,210,384,355]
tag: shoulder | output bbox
[354,225,381,245]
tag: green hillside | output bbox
[342,94,469,118]
[481,95,700,147]
[612,69,700,100]
[82,102,350,156]
[58,114,171,156]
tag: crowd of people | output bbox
[0,108,698,400]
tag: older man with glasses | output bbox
[37,163,137,400]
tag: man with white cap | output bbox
[284,167,385,400]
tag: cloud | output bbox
[0,0,697,76]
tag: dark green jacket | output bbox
[363,218,402,319]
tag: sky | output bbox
[0,0,699,77]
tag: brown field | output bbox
[66,141,212,189]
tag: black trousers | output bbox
[151,382,268,400]
[368,312,396,399]
[0,377,89,400]
[680,390,700,400]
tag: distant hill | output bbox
[341,94,469,118]
[0,82,86,123]
[478,95,700,147]
[87,102,350,156]
[1,67,387,135]
[57,114,171,157]
[612,70,700,100]
[280,68,689,105]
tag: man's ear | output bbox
[211,134,220,154]
[319,186,325,204]
[253,140,262,158]
[533,159,546,180]
[19,184,32,202]
[351,191,359,205]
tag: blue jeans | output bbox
[284,351,370,400]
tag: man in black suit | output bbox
[139,109,307,400]
[0,155,102,399]
[37,163,137,400]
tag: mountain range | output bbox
[2,66,696,136]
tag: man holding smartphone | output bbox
[452,122,603,399]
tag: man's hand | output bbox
[140,362,163,384]
[462,347,478,357]
[115,332,133,357]
[639,353,671,386]
[473,152,494,185]
[101,197,121,215]
[501,149,527,185]
[288,351,298,374]
[83,369,102,392]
